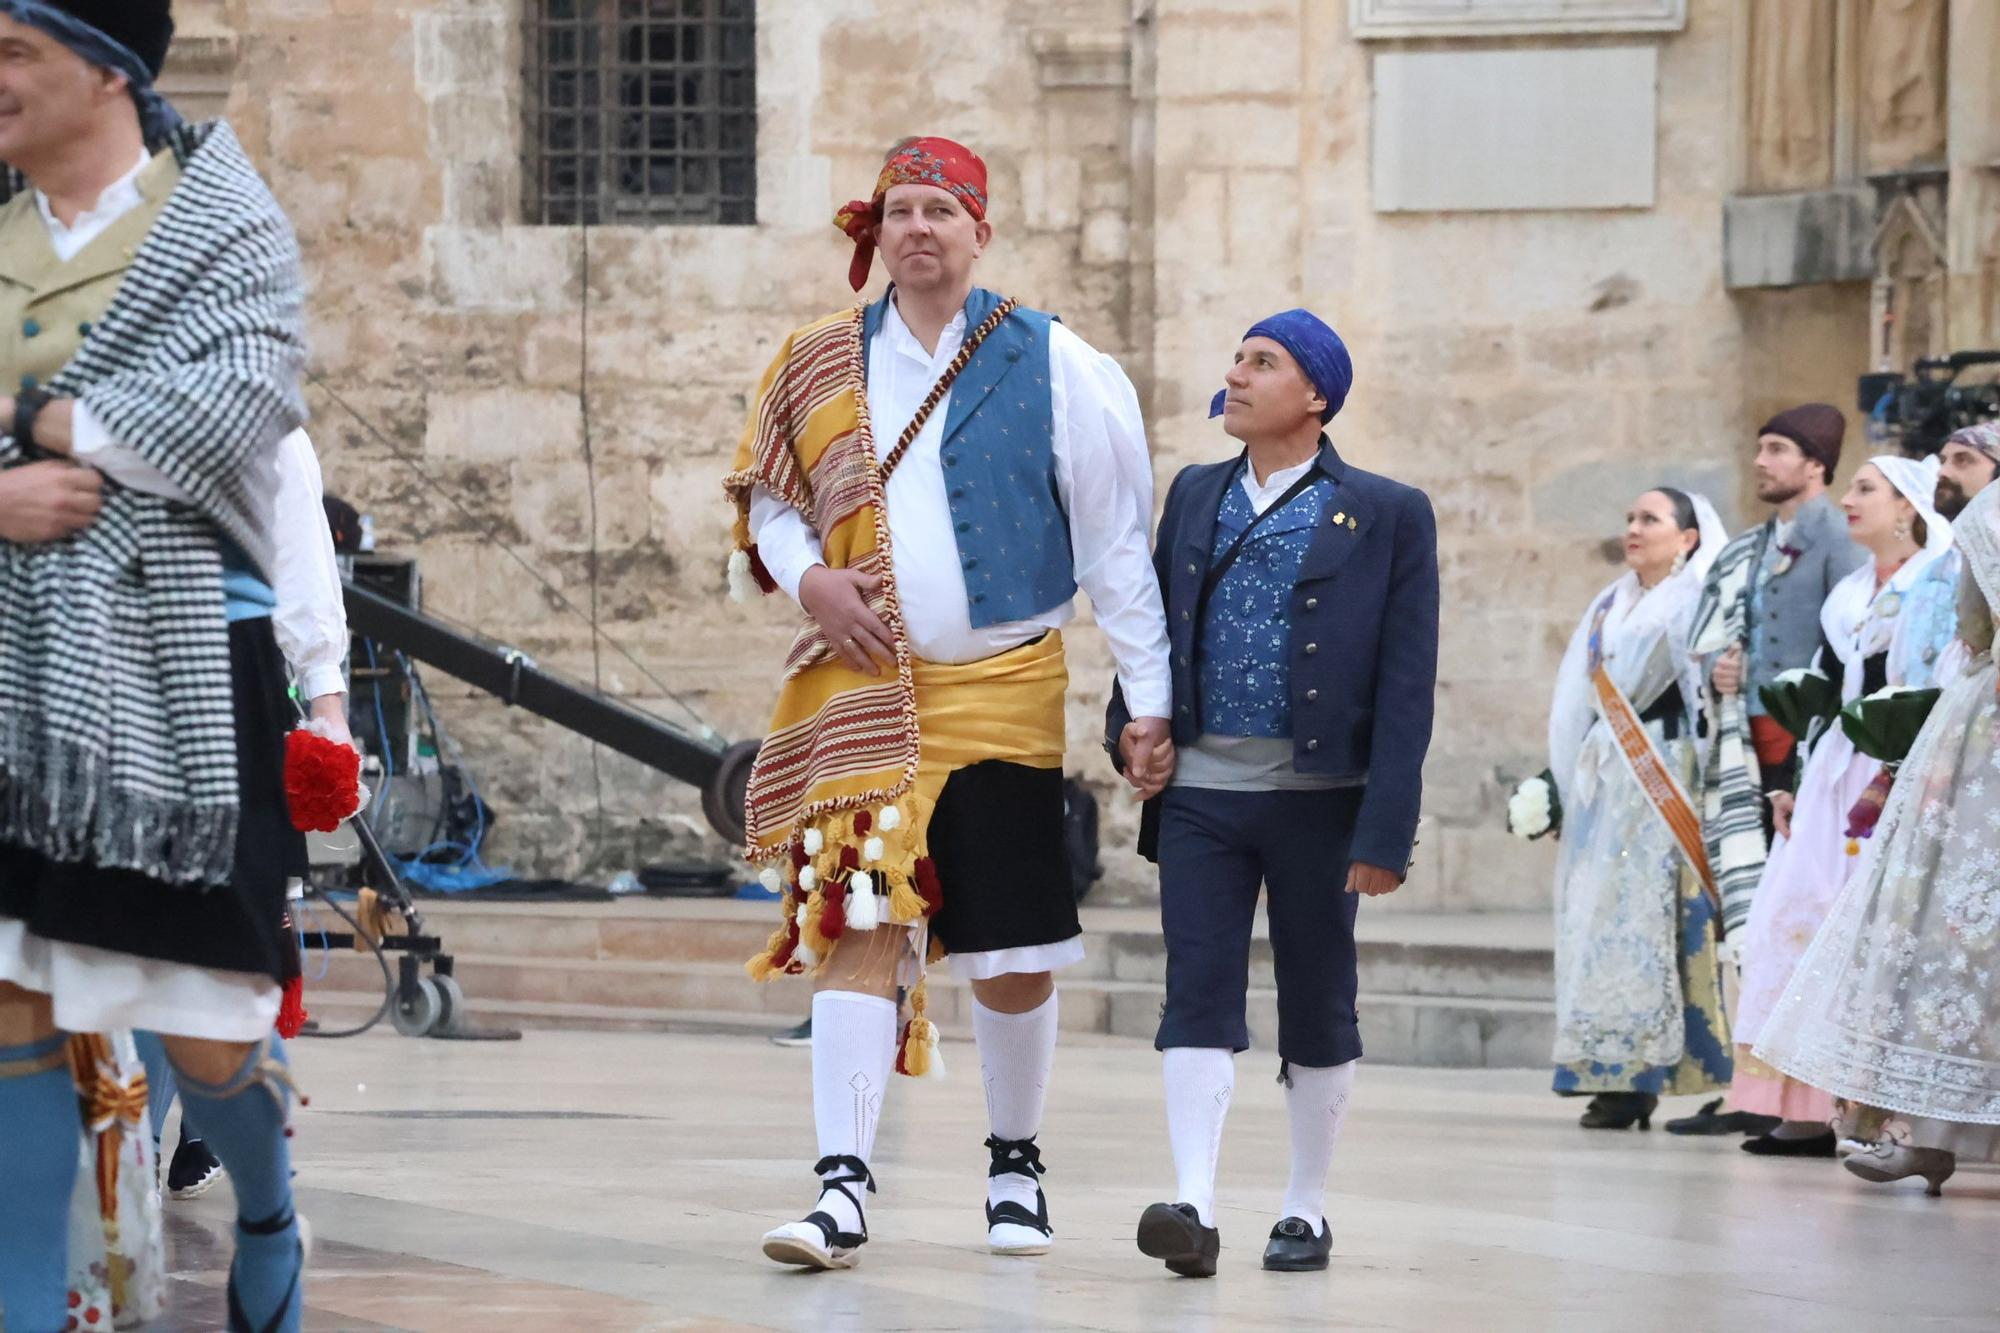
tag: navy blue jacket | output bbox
[1109,438,1439,874]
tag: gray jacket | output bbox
[1745,492,1867,708]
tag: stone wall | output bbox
[185,0,1885,904]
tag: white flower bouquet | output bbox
[1507,770,1562,841]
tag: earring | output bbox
[1670,551,1688,576]
[1894,518,1912,542]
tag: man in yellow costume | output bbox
[725,136,1170,1270]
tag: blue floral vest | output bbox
[863,288,1073,629]
[1198,465,1336,737]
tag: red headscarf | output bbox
[834,137,989,292]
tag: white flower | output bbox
[802,828,824,856]
[1508,776,1553,839]
[864,836,885,863]
[879,806,902,831]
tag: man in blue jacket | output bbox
[1109,309,1438,1278]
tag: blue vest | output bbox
[864,287,1073,630]
[1198,466,1336,737]
[220,537,277,624]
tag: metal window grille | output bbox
[525,0,757,225]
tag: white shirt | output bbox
[1241,455,1318,515]
[751,297,1171,718]
[32,159,349,702]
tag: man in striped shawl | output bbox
[0,5,316,1329]
[1671,403,1865,1138]
[727,136,1170,1270]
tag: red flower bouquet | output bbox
[283,720,365,833]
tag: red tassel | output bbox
[277,975,309,1040]
[915,857,944,916]
[894,1019,913,1076]
[749,545,778,595]
[854,810,872,835]
[771,917,801,971]
[791,842,810,871]
[839,845,860,871]
[820,878,847,941]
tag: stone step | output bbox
[335,898,1554,1001]
[302,947,1554,1069]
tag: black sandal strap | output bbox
[807,1153,876,1243]
[801,1209,868,1249]
[984,1135,1046,1182]
[984,1196,1052,1236]
[226,1235,303,1333]
[238,1207,296,1238]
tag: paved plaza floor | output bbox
[151,1028,2000,1331]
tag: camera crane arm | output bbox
[341,580,759,846]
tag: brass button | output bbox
[1305,689,1318,702]
[1306,738,1320,752]
[1304,642,1319,655]
[1305,597,1318,611]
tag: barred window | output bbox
[524,0,757,226]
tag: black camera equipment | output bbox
[1858,350,2000,457]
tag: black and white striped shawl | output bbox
[0,119,307,886]
[1689,523,1775,936]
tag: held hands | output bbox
[1345,862,1403,896]
[0,460,103,543]
[1769,789,1795,840]
[1711,645,1744,697]
[1119,716,1175,799]
[799,564,895,675]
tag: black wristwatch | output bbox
[12,387,53,459]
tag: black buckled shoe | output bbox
[1664,1097,1781,1137]
[1741,1129,1837,1158]
[985,1135,1053,1255]
[1136,1201,1219,1278]
[1262,1215,1332,1272]
[762,1155,875,1270]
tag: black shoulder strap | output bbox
[1198,468,1323,613]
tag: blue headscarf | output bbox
[0,1,182,144]
[1209,308,1353,425]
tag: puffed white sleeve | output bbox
[1047,323,1171,719]
[269,431,350,701]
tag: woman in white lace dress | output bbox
[1548,489,1732,1129]
[1731,456,1958,1156]
[1756,482,2000,1193]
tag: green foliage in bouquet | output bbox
[1758,667,1841,744]
[1839,685,1943,766]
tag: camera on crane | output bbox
[1859,350,2000,457]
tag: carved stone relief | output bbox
[1861,0,1948,173]
[1743,0,1836,192]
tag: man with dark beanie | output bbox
[0,3,315,1330]
[1673,403,1865,1137]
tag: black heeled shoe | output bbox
[226,1207,304,1333]
[1578,1092,1657,1130]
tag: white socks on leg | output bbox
[1162,1047,1235,1228]
[805,989,897,1238]
[973,992,1059,1250]
[1279,1060,1356,1234]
